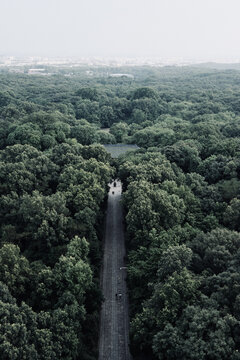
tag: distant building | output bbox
[28,68,46,75]
[86,70,94,76]
[9,69,24,74]
[109,73,134,79]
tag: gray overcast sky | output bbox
[0,0,240,60]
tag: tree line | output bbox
[0,73,115,359]
[115,71,240,359]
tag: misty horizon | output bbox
[1,0,240,61]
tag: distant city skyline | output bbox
[1,0,240,61]
[1,55,240,65]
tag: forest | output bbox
[1,65,240,359]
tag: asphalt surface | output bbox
[99,180,131,360]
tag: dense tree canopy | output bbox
[1,65,240,359]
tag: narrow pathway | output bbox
[99,180,131,360]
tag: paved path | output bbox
[99,180,131,360]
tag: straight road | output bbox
[99,180,131,360]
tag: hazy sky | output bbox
[1,0,240,60]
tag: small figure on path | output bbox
[115,293,122,300]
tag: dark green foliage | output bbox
[0,75,114,358]
[75,87,99,101]
[1,66,240,359]
[113,67,240,359]
[119,145,240,358]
